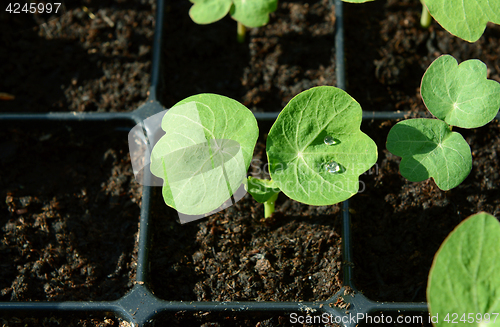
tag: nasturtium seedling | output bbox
[387,55,500,191]
[247,86,378,217]
[189,0,278,42]
[150,94,258,216]
[387,118,472,191]
[268,87,377,205]
[423,0,500,42]
[421,55,500,129]
[427,212,500,327]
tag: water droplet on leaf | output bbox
[326,161,341,174]
[324,136,337,145]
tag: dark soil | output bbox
[0,0,156,113]
[1,0,153,324]
[149,199,343,327]
[160,0,337,112]
[0,126,141,302]
[151,198,342,302]
[0,313,130,327]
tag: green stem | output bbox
[237,21,246,43]
[420,0,431,28]
[264,193,279,218]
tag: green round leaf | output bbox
[230,0,278,27]
[150,94,258,215]
[189,0,233,25]
[428,212,500,327]
[424,0,500,42]
[421,55,500,129]
[386,118,472,191]
[267,86,377,206]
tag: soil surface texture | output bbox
[0,0,156,113]
[0,126,141,324]
[0,126,141,301]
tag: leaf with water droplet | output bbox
[421,55,500,129]
[267,86,377,206]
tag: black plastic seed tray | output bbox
[0,0,430,325]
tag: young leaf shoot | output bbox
[246,177,280,218]
[189,0,278,42]
[427,212,500,327]
[150,94,258,216]
[387,55,500,191]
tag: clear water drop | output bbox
[324,136,337,145]
[326,161,341,174]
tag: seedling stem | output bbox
[420,0,431,28]
[264,193,278,218]
[237,21,246,43]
